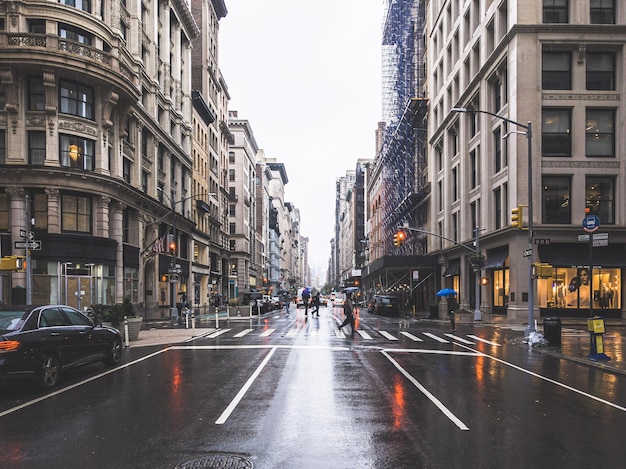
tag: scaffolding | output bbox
[380,0,428,255]
[363,0,434,314]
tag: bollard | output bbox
[123,316,130,348]
[191,313,195,336]
[215,306,219,329]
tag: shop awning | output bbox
[538,243,626,267]
[443,261,460,277]
[484,247,509,269]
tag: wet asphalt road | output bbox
[1,306,626,468]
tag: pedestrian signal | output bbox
[167,233,176,255]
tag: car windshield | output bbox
[0,309,28,331]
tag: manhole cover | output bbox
[175,452,253,469]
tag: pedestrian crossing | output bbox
[197,327,502,346]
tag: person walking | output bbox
[338,293,356,337]
[284,294,291,315]
[311,292,321,317]
[302,288,311,316]
[447,294,458,331]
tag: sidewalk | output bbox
[129,314,626,376]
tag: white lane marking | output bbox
[207,329,231,338]
[355,330,372,340]
[382,350,470,431]
[215,347,277,425]
[259,329,276,337]
[0,348,169,418]
[423,332,449,343]
[379,331,398,341]
[454,342,626,413]
[335,329,346,338]
[286,328,299,337]
[444,334,475,344]
[233,329,253,338]
[388,348,481,356]
[467,335,501,347]
[400,331,423,342]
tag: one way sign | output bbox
[14,240,42,250]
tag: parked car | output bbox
[271,296,284,310]
[0,304,123,388]
[369,295,400,317]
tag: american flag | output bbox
[152,233,167,253]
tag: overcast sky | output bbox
[219,0,383,285]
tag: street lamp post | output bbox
[452,107,535,335]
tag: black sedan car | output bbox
[0,304,123,388]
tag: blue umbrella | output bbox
[436,288,457,297]
[342,287,360,293]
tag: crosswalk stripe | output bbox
[444,333,475,344]
[356,330,373,340]
[286,329,299,337]
[379,331,398,341]
[400,331,424,342]
[233,329,253,338]
[259,329,276,337]
[207,329,231,338]
[467,335,501,346]
[423,332,449,343]
[335,329,346,338]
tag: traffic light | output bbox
[511,206,521,229]
[167,233,176,255]
[393,230,406,246]
[0,256,26,271]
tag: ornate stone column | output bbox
[110,200,125,303]
[45,188,60,233]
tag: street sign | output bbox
[593,239,609,247]
[523,248,532,258]
[14,240,42,250]
[578,233,608,242]
[19,230,34,240]
[534,238,551,245]
[582,215,600,232]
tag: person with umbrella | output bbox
[447,293,458,331]
[338,288,358,337]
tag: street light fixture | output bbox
[452,107,535,335]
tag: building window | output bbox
[142,171,149,192]
[494,186,502,230]
[586,176,614,224]
[58,23,93,45]
[29,131,46,165]
[60,80,94,120]
[124,267,139,303]
[542,176,570,224]
[123,158,132,183]
[586,52,615,90]
[122,208,130,243]
[28,76,45,111]
[543,0,568,23]
[469,148,478,189]
[229,151,235,163]
[32,192,48,230]
[229,240,236,251]
[542,51,571,90]
[0,129,5,164]
[60,0,92,13]
[0,193,8,231]
[229,204,236,216]
[59,134,95,170]
[229,169,235,181]
[590,0,615,24]
[452,166,458,201]
[452,212,458,242]
[62,194,91,232]
[0,84,6,111]
[229,222,236,235]
[586,109,614,157]
[542,108,571,157]
[494,128,502,172]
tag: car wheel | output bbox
[104,337,123,366]
[38,353,60,389]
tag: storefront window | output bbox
[492,268,509,307]
[542,267,620,309]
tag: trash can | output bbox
[543,317,562,346]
